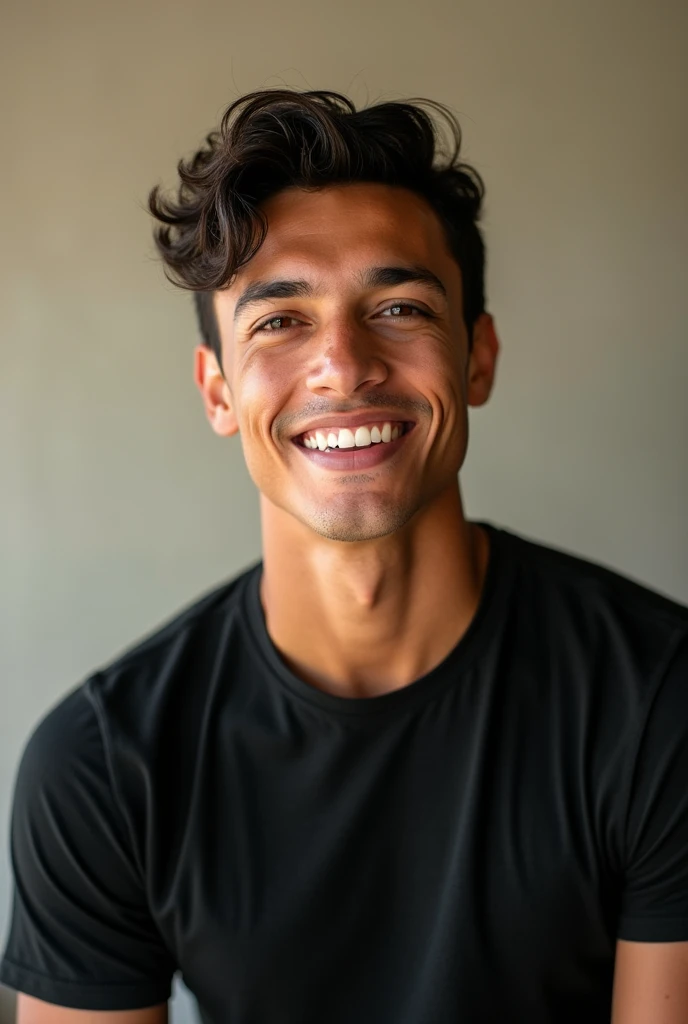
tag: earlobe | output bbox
[467,313,499,409]
[194,345,239,437]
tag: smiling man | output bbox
[1,90,687,1024]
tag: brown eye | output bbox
[257,316,299,332]
[379,303,430,319]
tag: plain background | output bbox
[1,0,686,1020]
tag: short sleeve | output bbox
[0,686,176,1010]
[618,635,688,941]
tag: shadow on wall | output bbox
[0,985,15,1023]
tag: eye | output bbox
[378,303,432,319]
[255,315,303,333]
[254,304,433,333]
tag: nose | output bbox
[305,318,388,398]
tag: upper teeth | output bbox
[301,422,404,450]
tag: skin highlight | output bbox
[196,182,499,698]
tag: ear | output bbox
[194,345,239,437]
[466,313,499,408]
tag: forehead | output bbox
[230,183,457,288]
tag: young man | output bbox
[1,90,687,1024]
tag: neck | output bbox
[259,483,490,699]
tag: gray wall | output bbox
[2,1,686,1020]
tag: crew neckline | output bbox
[242,521,513,718]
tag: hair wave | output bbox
[148,89,486,354]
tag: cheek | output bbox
[235,351,295,439]
[403,337,466,409]
[411,350,468,451]
[398,323,465,374]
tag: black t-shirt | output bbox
[2,523,688,1023]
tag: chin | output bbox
[303,499,420,543]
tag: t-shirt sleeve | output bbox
[618,634,688,942]
[0,685,176,1010]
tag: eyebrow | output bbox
[362,265,447,299]
[232,264,447,322]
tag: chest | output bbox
[149,711,619,1022]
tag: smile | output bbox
[292,421,415,470]
[296,420,412,451]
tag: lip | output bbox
[291,411,412,442]
[293,423,415,471]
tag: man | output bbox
[1,89,687,1024]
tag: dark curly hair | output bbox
[149,89,486,361]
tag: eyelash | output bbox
[254,303,433,333]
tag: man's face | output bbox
[200,183,498,542]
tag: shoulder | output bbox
[498,523,688,627]
[86,560,261,723]
[13,685,107,803]
[12,563,263,886]
[15,564,260,792]
[493,524,688,679]
[9,685,138,898]
[73,563,263,832]
[98,560,260,675]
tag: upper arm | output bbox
[612,639,688,1021]
[16,994,168,1024]
[0,687,175,1013]
[612,940,688,1024]
[617,637,688,944]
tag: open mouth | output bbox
[294,420,414,453]
[291,420,416,471]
